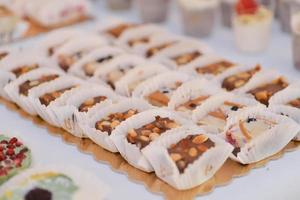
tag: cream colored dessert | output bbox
[233,7,273,52]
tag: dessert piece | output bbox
[92,54,146,90]
[269,86,300,140]
[221,0,237,27]
[292,11,300,70]
[97,19,138,40]
[38,28,86,56]
[69,46,124,79]
[247,78,288,105]
[192,92,261,133]
[81,99,152,152]
[132,72,191,107]
[24,0,92,28]
[51,85,118,138]
[106,0,132,10]
[236,70,289,105]
[0,54,57,100]
[178,0,219,37]
[4,68,64,115]
[139,33,180,58]
[181,54,236,79]
[233,0,273,52]
[143,126,233,190]
[116,24,167,51]
[136,0,171,23]
[52,35,108,72]
[168,79,223,115]
[115,63,169,96]
[223,106,300,164]
[111,109,189,172]
[28,76,84,127]
[0,166,109,200]
[216,65,261,91]
[0,135,31,185]
[152,40,213,69]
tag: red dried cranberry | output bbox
[0,140,8,145]
[6,149,15,156]
[9,137,18,145]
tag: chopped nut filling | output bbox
[222,66,261,91]
[172,51,202,66]
[106,24,137,38]
[0,52,8,60]
[287,98,300,109]
[11,64,39,78]
[225,117,277,156]
[147,82,182,107]
[168,134,215,174]
[78,96,107,112]
[19,74,59,96]
[83,55,114,77]
[176,96,209,111]
[58,52,83,72]
[127,116,180,149]
[247,78,288,105]
[146,42,176,58]
[95,109,138,135]
[128,37,150,47]
[196,61,234,75]
[39,86,76,106]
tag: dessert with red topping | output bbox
[233,0,273,52]
[0,135,31,185]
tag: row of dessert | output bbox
[0,23,300,190]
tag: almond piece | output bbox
[128,129,137,138]
[192,135,208,144]
[170,153,182,162]
[111,120,120,128]
[140,135,150,142]
[149,132,160,141]
[188,147,198,157]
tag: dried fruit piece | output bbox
[0,135,31,185]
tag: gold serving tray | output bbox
[0,97,299,200]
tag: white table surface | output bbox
[1,1,300,200]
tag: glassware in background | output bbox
[177,0,219,37]
[233,1,274,52]
[291,11,300,69]
[220,0,236,28]
[278,0,300,33]
[135,0,170,23]
[259,0,277,11]
[106,0,132,10]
